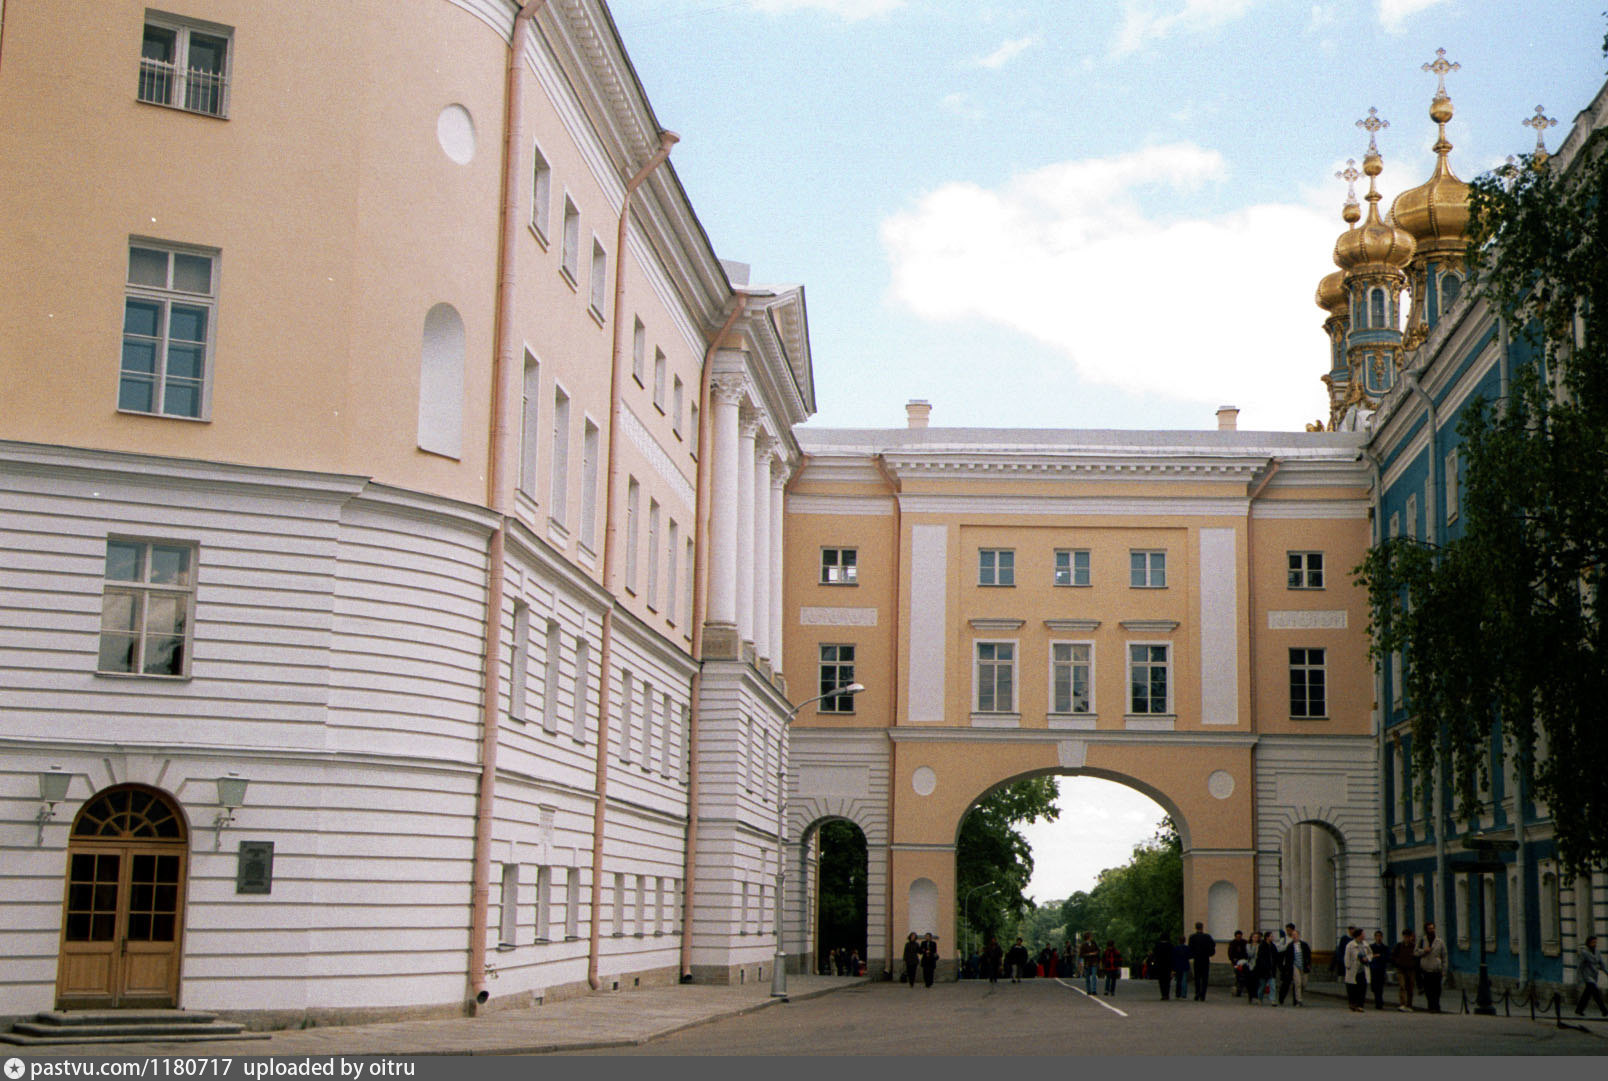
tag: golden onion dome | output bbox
[1335,151,1415,272]
[1390,93,1469,251]
[1316,269,1348,315]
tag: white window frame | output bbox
[588,237,607,319]
[138,15,232,118]
[653,348,667,412]
[631,318,646,384]
[1049,640,1094,715]
[634,877,647,937]
[619,669,635,765]
[642,679,658,772]
[549,387,570,528]
[821,547,858,585]
[1445,448,1460,523]
[1053,549,1090,587]
[666,519,679,625]
[541,619,563,734]
[612,872,625,937]
[1289,647,1327,718]
[121,240,217,420]
[646,498,660,610]
[560,195,580,284]
[973,640,1018,715]
[672,377,685,438]
[818,644,857,713]
[1405,493,1418,541]
[98,537,198,678]
[534,865,551,943]
[509,602,531,722]
[518,352,540,496]
[624,477,640,593]
[564,868,581,940]
[978,548,1014,587]
[571,636,589,744]
[498,863,519,947]
[1126,641,1172,716]
[530,142,552,243]
[1286,551,1324,590]
[1129,549,1167,588]
[579,419,599,551]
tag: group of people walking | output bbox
[901,932,940,988]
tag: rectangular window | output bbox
[642,679,658,772]
[122,242,215,419]
[683,539,695,637]
[1054,549,1091,587]
[99,539,196,677]
[818,644,856,712]
[625,477,640,592]
[635,877,647,936]
[612,873,625,936]
[589,239,607,317]
[139,17,230,117]
[653,349,667,411]
[561,197,580,283]
[1445,449,1460,522]
[499,864,518,947]
[518,354,540,495]
[534,866,551,942]
[542,620,563,734]
[660,691,674,776]
[509,602,531,722]
[821,547,858,585]
[619,669,634,765]
[564,868,581,939]
[579,420,599,550]
[1129,550,1166,588]
[631,318,646,384]
[1050,642,1092,714]
[571,637,589,744]
[975,641,1016,713]
[549,389,570,527]
[646,499,661,609]
[530,143,552,241]
[656,877,669,934]
[1388,512,1400,540]
[1128,643,1171,715]
[978,548,1014,586]
[1405,494,1418,541]
[672,377,685,437]
[1287,551,1324,589]
[1289,647,1327,718]
[689,403,699,458]
[666,520,679,625]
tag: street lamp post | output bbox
[772,681,865,999]
[960,882,997,971]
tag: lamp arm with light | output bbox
[772,682,865,999]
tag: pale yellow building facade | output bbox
[781,411,1381,974]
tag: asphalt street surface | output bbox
[566,977,1608,1056]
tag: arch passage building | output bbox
[781,420,1380,974]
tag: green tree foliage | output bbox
[817,819,867,957]
[1056,818,1183,964]
[1355,128,1608,875]
[955,776,1059,947]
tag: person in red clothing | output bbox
[1101,941,1123,995]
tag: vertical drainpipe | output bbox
[587,128,680,992]
[680,294,748,980]
[1244,458,1279,929]
[1403,371,1447,932]
[469,0,547,1014]
[871,455,902,977]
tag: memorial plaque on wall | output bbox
[236,841,274,894]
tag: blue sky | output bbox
[611,0,1607,433]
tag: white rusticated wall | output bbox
[686,659,793,982]
[785,728,890,974]
[1254,735,1382,939]
[0,443,702,1018]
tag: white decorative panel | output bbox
[618,404,695,508]
[911,766,937,797]
[1267,610,1349,630]
[797,765,870,798]
[907,525,948,722]
[908,878,938,936]
[1199,527,1238,725]
[1208,770,1235,800]
[1274,773,1347,806]
[799,606,878,627]
[1207,880,1239,939]
[1057,740,1087,769]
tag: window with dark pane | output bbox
[819,644,855,713]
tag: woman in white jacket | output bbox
[1343,927,1372,1013]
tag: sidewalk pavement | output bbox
[20,976,871,1057]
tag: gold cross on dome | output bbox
[1335,159,1361,201]
[1357,107,1389,154]
[1523,105,1557,155]
[1422,48,1459,99]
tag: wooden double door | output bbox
[57,786,189,1009]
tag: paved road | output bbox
[568,978,1608,1056]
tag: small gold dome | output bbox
[1316,269,1348,314]
[1334,195,1415,272]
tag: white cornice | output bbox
[1119,620,1179,633]
[886,728,1259,746]
[895,494,1250,517]
[883,452,1265,481]
[0,440,368,503]
[786,493,895,517]
[1250,501,1369,520]
[968,618,1025,632]
[795,456,888,485]
[1044,619,1100,633]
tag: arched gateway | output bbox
[56,785,189,1008]
[780,423,1385,977]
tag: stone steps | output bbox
[1,1010,268,1046]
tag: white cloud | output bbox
[1377,0,1449,33]
[1020,779,1170,902]
[880,143,1341,428]
[743,0,904,19]
[1113,0,1253,57]
[939,91,985,122]
[975,35,1041,69]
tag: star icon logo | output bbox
[5,1057,26,1080]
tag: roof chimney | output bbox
[906,400,931,429]
[1216,405,1239,432]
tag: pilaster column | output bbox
[707,376,745,629]
[753,432,776,665]
[770,459,787,676]
[736,411,760,647]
